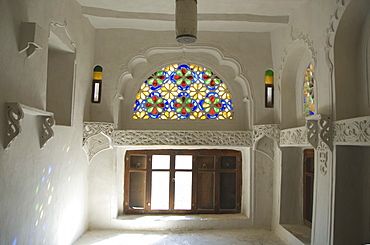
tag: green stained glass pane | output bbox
[265,69,274,76]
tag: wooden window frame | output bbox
[124,149,242,214]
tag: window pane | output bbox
[198,172,214,210]
[174,171,192,210]
[197,156,215,170]
[130,155,146,169]
[220,172,236,209]
[175,155,192,169]
[221,156,237,169]
[129,172,146,209]
[151,171,169,210]
[152,155,170,169]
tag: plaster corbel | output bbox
[4,102,55,149]
[19,22,45,57]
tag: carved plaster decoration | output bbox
[41,116,55,148]
[253,124,280,148]
[305,114,333,151]
[277,27,317,85]
[83,132,112,162]
[82,122,115,162]
[306,114,332,176]
[50,20,76,52]
[4,102,24,149]
[279,126,309,147]
[83,122,114,144]
[306,119,319,149]
[333,116,370,146]
[325,0,348,114]
[114,130,252,146]
[4,102,55,149]
[317,143,329,176]
[19,22,45,57]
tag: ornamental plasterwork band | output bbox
[114,130,253,146]
[333,116,370,146]
[279,126,309,147]
[4,102,55,149]
[253,124,280,147]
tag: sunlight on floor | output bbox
[73,229,286,245]
[89,234,166,245]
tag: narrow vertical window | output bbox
[303,63,315,116]
[92,65,103,103]
[265,69,274,108]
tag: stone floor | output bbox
[73,229,286,245]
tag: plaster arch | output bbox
[279,40,316,129]
[334,0,370,120]
[113,44,254,131]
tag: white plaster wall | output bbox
[254,137,275,228]
[0,0,95,244]
[91,29,274,129]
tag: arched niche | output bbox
[114,45,254,131]
[334,0,370,120]
[280,42,314,129]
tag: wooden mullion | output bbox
[215,155,220,213]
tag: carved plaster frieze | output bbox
[41,116,55,148]
[114,130,252,146]
[279,126,309,147]
[253,124,280,147]
[333,116,370,145]
[83,122,114,144]
[82,122,115,161]
[4,102,24,149]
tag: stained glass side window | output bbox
[133,64,234,120]
[303,63,315,116]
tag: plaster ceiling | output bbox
[77,0,307,32]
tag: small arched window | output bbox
[133,64,234,120]
[303,63,315,116]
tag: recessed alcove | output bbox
[334,1,370,120]
[46,27,76,126]
[279,147,312,244]
[280,46,313,129]
[333,146,370,245]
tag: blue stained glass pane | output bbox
[134,100,141,111]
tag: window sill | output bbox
[281,224,311,245]
[110,214,250,231]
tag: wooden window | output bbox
[124,149,242,214]
[303,149,314,226]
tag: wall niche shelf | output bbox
[4,102,55,149]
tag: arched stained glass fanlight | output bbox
[303,63,315,116]
[133,64,234,120]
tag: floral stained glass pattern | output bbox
[133,64,234,120]
[303,63,315,116]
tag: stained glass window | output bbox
[303,63,315,116]
[133,64,234,120]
